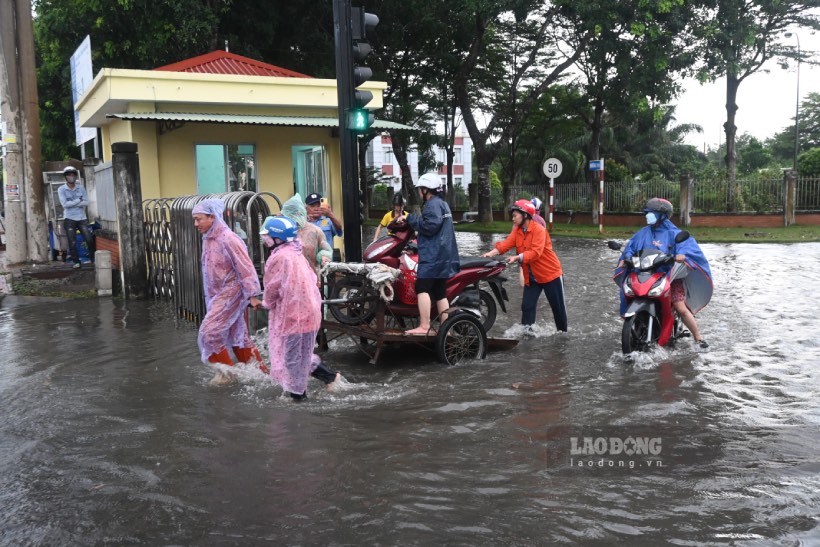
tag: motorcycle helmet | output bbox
[414,172,444,192]
[392,193,405,206]
[259,215,298,242]
[531,197,543,212]
[510,199,536,219]
[644,197,673,217]
[63,166,79,175]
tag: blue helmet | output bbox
[259,215,298,242]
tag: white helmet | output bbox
[414,172,442,191]
[63,166,79,175]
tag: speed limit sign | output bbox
[543,157,562,179]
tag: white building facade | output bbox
[365,120,473,193]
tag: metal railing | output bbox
[797,177,820,212]
[143,191,282,326]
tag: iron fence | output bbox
[534,177,820,214]
[143,191,282,327]
[797,177,820,212]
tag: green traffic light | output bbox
[348,108,372,132]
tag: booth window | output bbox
[291,145,328,197]
[195,144,256,194]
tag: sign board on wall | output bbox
[70,35,96,146]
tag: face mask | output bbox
[66,175,77,184]
[645,212,659,225]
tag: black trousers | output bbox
[64,218,95,263]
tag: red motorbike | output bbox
[328,219,509,331]
[608,231,698,353]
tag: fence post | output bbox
[783,170,797,226]
[679,173,693,227]
[112,142,148,299]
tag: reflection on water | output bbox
[0,239,818,544]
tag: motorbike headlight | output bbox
[623,277,634,296]
[648,277,667,297]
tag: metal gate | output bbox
[143,191,282,325]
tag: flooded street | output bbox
[1,235,818,545]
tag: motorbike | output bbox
[608,230,702,354]
[327,218,509,331]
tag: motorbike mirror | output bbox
[674,230,690,244]
[606,240,622,251]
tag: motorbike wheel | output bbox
[478,289,498,332]
[622,312,652,354]
[436,312,488,366]
[327,274,378,326]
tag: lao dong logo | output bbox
[570,436,662,456]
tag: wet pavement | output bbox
[1,235,818,545]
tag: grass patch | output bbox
[11,277,98,298]
[452,221,820,243]
[367,217,820,243]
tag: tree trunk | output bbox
[357,136,370,221]
[475,154,493,223]
[389,131,419,212]
[724,74,740,212]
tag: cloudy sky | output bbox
[675,27,820,149]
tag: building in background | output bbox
[365,118,473,193]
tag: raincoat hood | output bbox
[281,194,308,228]
[192,198,228,236]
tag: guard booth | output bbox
[43,170,74,261]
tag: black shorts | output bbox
[415,277,447,301]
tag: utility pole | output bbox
[16,0,48,261]
[0,0,49,263]
[0,0,28,263]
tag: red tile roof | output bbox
[153,50,311,78]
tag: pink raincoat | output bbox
[262,240,323,395]
[194,199,261,363]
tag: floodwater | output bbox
[1,234,818,545]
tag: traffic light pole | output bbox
[333,0,363,262]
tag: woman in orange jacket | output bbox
[482,199,568,332]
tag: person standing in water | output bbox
[397,173,460,336]
[192,198,266,384]
[259,215,343,400]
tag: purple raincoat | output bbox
[194,199,261,363]
[262,240,323,395]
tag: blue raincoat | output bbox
[194,199,261,363]
[406,195,460,279]
[615,219,713,315]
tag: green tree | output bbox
[736,134,773,175]
[690,0,820,209]
[767,92,820,165]
[449,1,590,222]
[34,0,232,160]
[798,147,820,176]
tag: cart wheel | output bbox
[436,311,487,366]
[328,274,378,325]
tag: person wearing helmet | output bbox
[192,198,266,384]
[373,192,408,241]
[530,197,547,228]
[617,197,712,349]
[482,199,568,332]
[259,216,343,400]
[57,166,95,268]
[397,172,460,335]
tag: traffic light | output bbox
[347,6,378,132]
